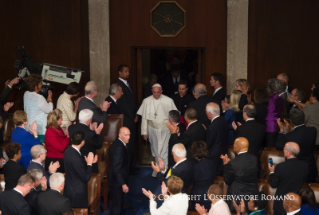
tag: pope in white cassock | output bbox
[137,83,177,176]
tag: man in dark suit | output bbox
[105,83,123,114]
[283,193,303,215]
[152,143,194,193]
[170,80,195,117]
[116,64,138,172]
[210,72,226,105]
[37,173,73,215]
[161,64,188,97]
[206,102,229,176]
[0,173,34,215]
[25,169,47,215]
[3,142,27,191]
[221,137,259,213]
[167,108,206,164]
[276,109,317,182]
[233,104,265,161]
[78,81,111,124]
[167,110,186,167]
[188,83,220,127]
[68,109,103,173]
[64,131,97,208]
[108,127,130,215]
[28,145,60,189]
[287,88,305,113]
[269,142,308,215]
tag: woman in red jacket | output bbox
[44,109,70,173]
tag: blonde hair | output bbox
[236,79,250,89]
[46,109,62,129]
[13,110,28,126]
[230,90,241,112]
[167,176,183,195]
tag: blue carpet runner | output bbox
[101,167,162,215]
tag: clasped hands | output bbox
[151,158,166,173]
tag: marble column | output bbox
[88,0,110,105]
[227,0,249,94]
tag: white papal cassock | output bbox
[137,94,177,176]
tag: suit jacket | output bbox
[279,92,290,118]
[68,123,102,156]
[78,97,107,124]
[212,87,226,105]
[239,94,248,111]
[303,102,319,144]
[157,159,194,193]
[64,147,92,208]
[25,188,40,215]
[161,74,188,97]
[233,119,265,159]
[3,160,27,191]
[37,189,72,215]
[168,123,186,167]
[269,158,308,213]
[116,79,138,129]
[223,152,259,211]
[255,103,268,126]
[206,117,229,175]
[0,189,30,215]
[170,121,206,163]
[191,158,217,204]
[188,95,221,127]
[28,161,51,189]
[108,139,129,188]
[275,125,318,182]
[0,86,12,112]
[171,93,195,116]
[105,96,122,114]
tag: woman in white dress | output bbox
[24,74,53,143]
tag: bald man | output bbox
[137,83,177,176]
[283,193,303,215]
[108,127,131,215]
[221,137,259,213]
[268,142,308,215]
[188,83,220,127]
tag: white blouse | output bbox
[24,91,53,135]
[57,92,76,129]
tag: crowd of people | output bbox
[0,62,318,215]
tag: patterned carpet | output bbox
[101,167,161,215]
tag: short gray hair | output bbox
[194,84,207,96]
[30,145,46,159]
[49,173,65,188]
[243,104,256,118]
[109,84,121,95]
[206,102,220,116]
[172,144,186,158]
[267,78,284,95]
[85,81,97,95]
[285,143,299,157]
[168,110,180,123]
[79,109,93,123]
[28,169,43,181]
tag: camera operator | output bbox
[24,74,53,143]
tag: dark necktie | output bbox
[174,78,178,89]
[179,96,183,111]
